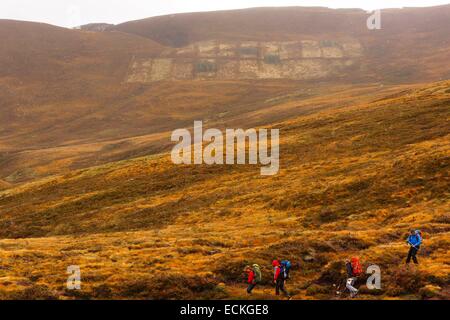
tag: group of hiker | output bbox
[243,230,423,299]
[244,260,292,299]
[343,229,423,298]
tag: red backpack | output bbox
[351,257,363,276]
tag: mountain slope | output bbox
[0,179,9,190]
[0,20,167,152]
[115,6,450,83]
[1,81,449,237]
[0,80,448,299]
[115,6,450,47]
[1,6,450,185]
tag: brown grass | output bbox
[0,80,448,299]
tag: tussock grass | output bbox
[0,81,449,299]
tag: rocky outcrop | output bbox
[126,39,363,82]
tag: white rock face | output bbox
[126,39,363,82]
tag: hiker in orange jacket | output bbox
[272,260,290,298]
[244,266,256,294]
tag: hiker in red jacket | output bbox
[244,266,256,294]
[345,258,363,298]
[272,260,290,298]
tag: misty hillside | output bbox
[0,6,449,300]
[0,80,448,299]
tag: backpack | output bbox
[350,257,363,277]
[281,260,292,271]
[280,260,291,279]
[252,264,262,283]
[417,230,423,241]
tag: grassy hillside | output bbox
[0,80,448,300]
[116,6,450,47]
[0,79,322,182]
[1,6,450,186]
[116,6,450,83]
[0,179,9,190]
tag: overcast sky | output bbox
[1,0,449,28]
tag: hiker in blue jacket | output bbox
[406,230,422,264]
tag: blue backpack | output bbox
[280,260,292,279]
